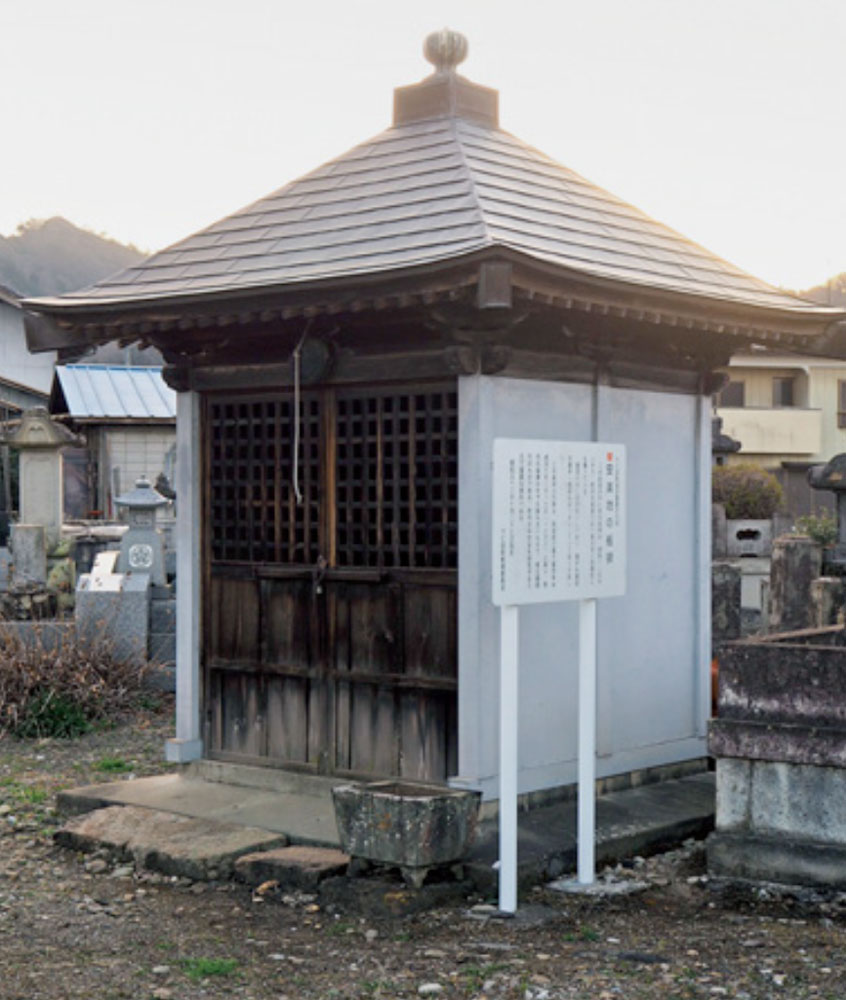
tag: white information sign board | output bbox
[492,440,626,605]
[491,438,627,912]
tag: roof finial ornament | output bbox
[424,28,468,75]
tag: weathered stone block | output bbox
[10,523,46,587]
[769,535,822,631]
[712,562,741,648]
[726,518,772,557]
[811,576,845,628]
[235,845,350,890]
[716,758,846,846]
[333,780,481,872]
[708,830,846,889]
[712,503,727,559]
[55,805,286,880]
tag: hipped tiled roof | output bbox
[25,32,840,336]
[31,115,821,317]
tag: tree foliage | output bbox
[712,462,783,519]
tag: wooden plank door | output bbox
[203,383,457,781]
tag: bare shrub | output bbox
[0,621,150,738]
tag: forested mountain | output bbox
[0,217,144,298]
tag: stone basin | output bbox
[332,780,481,878]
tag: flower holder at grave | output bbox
[492,439,626,913]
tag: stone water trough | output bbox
[708,626,846,888]
[332,780,481,888]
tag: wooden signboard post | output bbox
[492,439,627,913]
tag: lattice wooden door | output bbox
[204,384,458,781]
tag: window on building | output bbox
[772,377,795,407]
[718,380,745,407]
[838,380,846,428]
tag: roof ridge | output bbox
[448,116,494,250]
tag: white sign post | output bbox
[492,439,626,911]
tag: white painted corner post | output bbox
[165,389,203,763]
[492,439,626,911]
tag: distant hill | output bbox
[801,273,846,308]
[0,217,144,298]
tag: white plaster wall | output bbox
[0,299,55,396]
[105,426,176,501]
[457,375,709,799]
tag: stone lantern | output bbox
[114,477,170,586]
[2,407,83,552]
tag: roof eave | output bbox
[22,245,846,356]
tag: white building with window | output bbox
[716,350,846,514]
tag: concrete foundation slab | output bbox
[55,764,715,894]
[57,771,345,846]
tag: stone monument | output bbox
[114,477,170,587]
[2,408,83,586]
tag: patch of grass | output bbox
[95,756,133,774]
[180,957,239,982]
[0,777,49,804]
[359,981,398,996]
[579,924,600,942]
[461,962,509,993]
[12,690,92,739]
[20,785,48,804]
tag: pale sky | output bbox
[2,0,845,292]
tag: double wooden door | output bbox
[203,383,458,781]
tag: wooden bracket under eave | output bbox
[477,261,512,309]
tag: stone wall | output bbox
[708,631,846,887]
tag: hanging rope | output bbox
[291,321,312,505]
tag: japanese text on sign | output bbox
[492,439,626,605]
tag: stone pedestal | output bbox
[10,523,47,587]
[769,535,822,631]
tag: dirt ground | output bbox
[2,699,846,1000]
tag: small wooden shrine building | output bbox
[24,32,845,798]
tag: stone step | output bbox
[55,804,287,881]
[235,845,350,890]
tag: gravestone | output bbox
[75,550,150,665]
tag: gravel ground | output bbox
[2,701,846,999]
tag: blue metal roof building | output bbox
[50,365,176,422]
